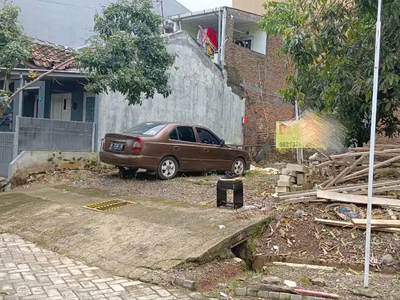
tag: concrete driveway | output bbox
[0,185,268,283]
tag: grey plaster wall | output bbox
[98,31,245,146]
[10,0,190,47]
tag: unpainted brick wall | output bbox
[224,9,295,146]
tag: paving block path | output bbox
[0,233,195,300]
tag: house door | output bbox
[51,93,72,121]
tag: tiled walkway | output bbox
[0,233,194,300]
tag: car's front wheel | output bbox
[231,158,245,176]
[158,156,179,180]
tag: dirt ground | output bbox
[23,167,400,298]
[256,202,400,271]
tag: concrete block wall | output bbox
[97,31,245,147]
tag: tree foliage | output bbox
[75,0,175,106]
[0,4,32,110]
[259,0,400,146]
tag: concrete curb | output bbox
[235,287,327,300]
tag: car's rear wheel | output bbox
[231,158,245,176]
[158,156,178,180]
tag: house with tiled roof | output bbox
[0,30,246,178]
[0,40,93,131]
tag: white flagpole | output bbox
[364,0,383,288]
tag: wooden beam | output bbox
[352,185,400,195]
[325,154,368,188]
[278,180,400,200]
[316,190,400,208]
[341,155,400,182]
[330,148,400,159]
[314,218,400,233]
[351,219,400,228]
[314,218,353,227]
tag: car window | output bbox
[176,126,196,143]
[170,128,178,140]
[196,128,220,145]
[124,122,166,136]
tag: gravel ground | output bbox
[26,167,279,207]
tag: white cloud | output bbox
[178,0,232,12]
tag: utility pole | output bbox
[364,0,383,288]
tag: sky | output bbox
[177,0,232,12]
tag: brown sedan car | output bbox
[100,122,251,179]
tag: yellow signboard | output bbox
[276,112,345,151]
[276,122,305,149]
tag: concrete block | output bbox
[175,277,185,286]
[290,185,303,192]
[182,279,195,291]
[246,287,258,296]
[276,186,290,193]
[235,288,247,296]
[279,175,292,181]
[287,164,309,173]
[290,295,303,300]
[297,173,305,185]
[268,291,280,299]
[282,168,297,176]
[257,291,270,298]
[277,180,293,187]
[279,293,292,300]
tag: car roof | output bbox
[143,121,203,127]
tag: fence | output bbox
[0,132,17,178]
[17,117,94,152]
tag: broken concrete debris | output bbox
[311,278,327,287]
[0,177,9,192]
[283,280,297,288]
[352,287,379,298]
[262,276,281,285]
[276,164,313,193]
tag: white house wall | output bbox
[98,31,245,147]
[235,24,267,55]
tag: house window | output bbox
[235,38,252,49]
[85,97,95,123]
[83,93,96,123]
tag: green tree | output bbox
[76,0,175,106]
[0,3,74,116]
[259,0,400,146]
[0,4,32,114]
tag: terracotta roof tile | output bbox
[30,40,76,70]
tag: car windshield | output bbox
[124,122,166,136]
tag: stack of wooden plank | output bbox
[277,180,400,204]
[314,218,400,233]
[315,144,400,188]
[276,164,313,193]
[277,179,400,233]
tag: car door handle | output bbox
[203,149,210,152]
[174,146,180,150]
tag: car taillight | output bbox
[132,138,143,152]
[102,136,107,150]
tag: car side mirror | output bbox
[220,139,225,146]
